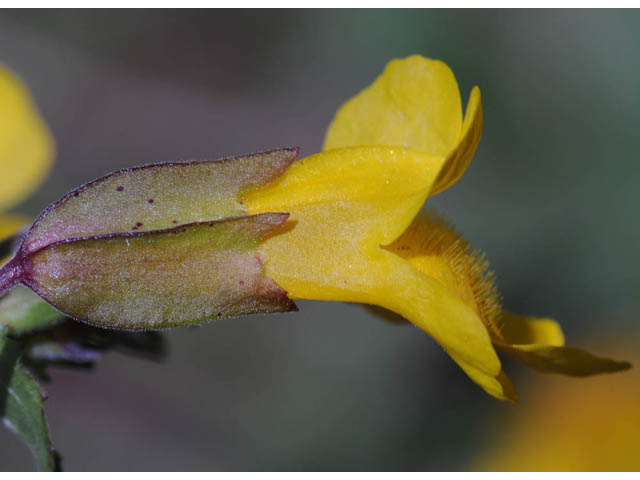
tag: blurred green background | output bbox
[1,9,639,471]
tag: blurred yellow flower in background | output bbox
[245,55,630,401]
[0,63,54,248]
[477,340,640,470]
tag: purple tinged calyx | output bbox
[1,211,291,298]
[0,147,301,326]
[21,147,300,255]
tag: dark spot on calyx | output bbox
[239,280,245,285]
[136,222,143,227]
[116,186,124,192]
[172,220,178,224]
[148,199,154,204]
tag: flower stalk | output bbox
[0,256,22,297]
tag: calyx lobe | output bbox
[0,148,300,329]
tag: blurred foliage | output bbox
[0,289,166,470]
[0,332,57,471]
[20,319,166,382]
[0,286,64,336]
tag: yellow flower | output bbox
[0,63,54,249]
[476,340,640,470]
[243,55,630,401]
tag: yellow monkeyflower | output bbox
[476,340,640,470]
[0,63,54,248]
[243,55,630,401]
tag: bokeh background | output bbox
[1,9,639,471]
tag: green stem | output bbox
[0,257,22,297]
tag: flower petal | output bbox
[244,146,446,302]
[497,343,632,377]
[0,64,54,212]
[244,147,504,398]
[385,209,502,338]
[449,351,517,402]
[498,311,565,346]
[323,55,482,196]
[323,55,463,157]
[244,146,447,249]
[0,215,29,242]
[431,86,483,195]
[495,312,630,376]
[378,250,503,394]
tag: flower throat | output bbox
[384,209,503,340]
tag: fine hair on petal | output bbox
[384,208,503,339]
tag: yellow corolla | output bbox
[243,55,630,401]
[0,63,54,250]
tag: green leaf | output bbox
[0,286,64,335]
[0,148,299,329]
[0,333,56,471]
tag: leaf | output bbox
[0,286,64,336]
[24,320,166,369]
[0,333,57,471]
[0,285,165,378]
[0,149,299,329]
